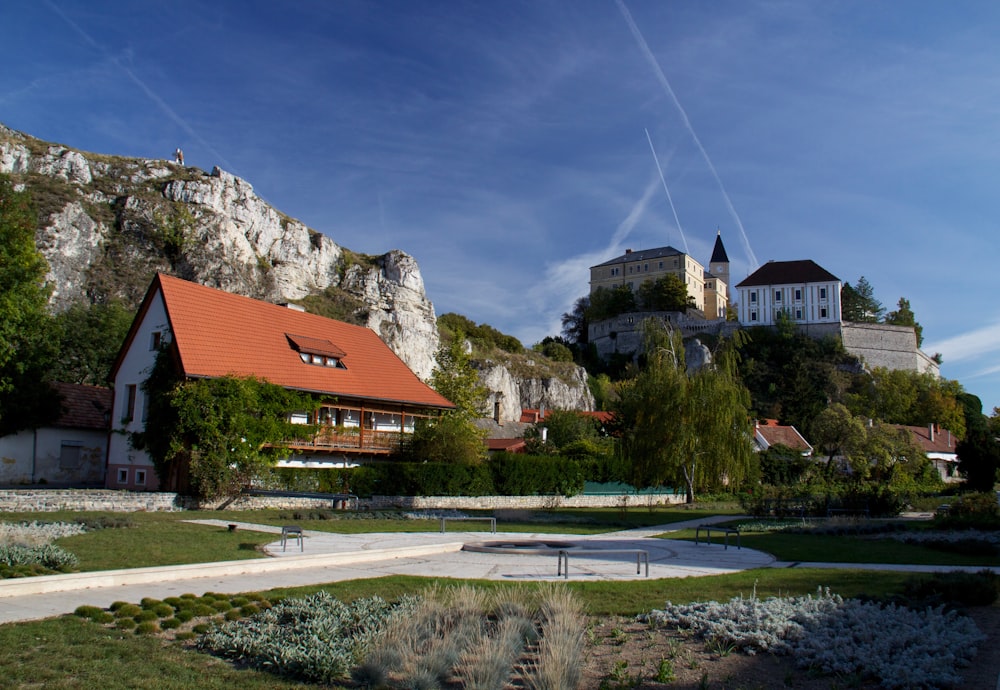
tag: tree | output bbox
[841,276,883,323]
[809,403,866,477]
[50,300,135,385]
[636,274,692,312]
[956,393,1000,491]
[560,295,590,345]
[134,351,318,498]
[0,174,60,435]
[409,332,488,464]
[587,285,637,321]
[614,320,755,503]
[845,368,966,439]
[884,297,923,346]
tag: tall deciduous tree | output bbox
[614,320,754,502]
[410,332,488,464]
[809,403,867,477]
[51,300,135,385]
[0,174,59,435]
[637,274,693,312]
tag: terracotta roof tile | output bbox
[891,424,958,454]
[54,382,112,430]
[755,419,812,453]
[154,274,453,410]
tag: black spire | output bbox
[710,230,730,264]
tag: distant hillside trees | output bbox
[437,313,522,354]
[50,301,134,386]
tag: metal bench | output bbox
[557,549,649,579]
[695,525,741,549]
[439,516,496,534]
[280,525,304,552]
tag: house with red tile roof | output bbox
[0,383,112,487]
[753,419,813,456]
[890,423,960,484]
[107,273,454,491]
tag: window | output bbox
[121,384,136,423]
[141,392,149,423]
[750,292,758,304]
[643,263,648,272]
[750,310,758,322]
[135,469,146,486]
[150,331,162,350]
[795,309,803,320]
[820,307,828,318]
[289,412,310,425]
[774,290,782,302]
[658,261,663,269]
[117,469,129,484]
[819,287,828,299]
[794,289,802,301]
[59,442,82,469]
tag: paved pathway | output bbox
[0,515,992,625]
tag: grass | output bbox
[663,528,1000,567]
[0,507,731,572]
[0,569,920,690]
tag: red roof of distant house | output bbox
[519,409,613,425]
[487,438,527,453]
[54,382,112,430]
[891,424,958,455]
[754,418,812,454]
[117,274,454,410]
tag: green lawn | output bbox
[1,506,733,572]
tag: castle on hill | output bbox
[587,233,939,376]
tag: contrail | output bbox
[615,0,759,270]
[644,128,689,254]
[44,0,237,173]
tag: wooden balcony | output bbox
[285,427,407,455]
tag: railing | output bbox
[290,428,406,453]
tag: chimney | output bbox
[625,249,632,254]
[928,424,935,442]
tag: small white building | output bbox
[0,383,111,487]
[736,260,842,327]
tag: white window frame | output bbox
[117,468,129,484]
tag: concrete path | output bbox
[0,515,991,625]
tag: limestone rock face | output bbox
[476,359,595,422]
[0,124,441,379]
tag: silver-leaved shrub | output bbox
[197,591,418,683]
[641,588,985,689]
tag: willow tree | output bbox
[615,320,755,503]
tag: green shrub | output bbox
[223,609,242,621]
[115,618,137,630]
[175,631,197,641]
[140,598,162,609]
[175,610,195,623]
[160,617,183,629]
[152,604,175,618]
[114,604,143,619]
[240,604,260,617]
[109,601,131,611]
[230,596,249,607]
[135,621,159,635]
[163,597,184,608]
[135,610,159,623]
[211,600,233,612]
[0,544,79,570]
[74,605,108,622]
[192,623,213,635]
[192,604,216,617]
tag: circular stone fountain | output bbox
[461,540,578,554]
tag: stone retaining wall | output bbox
[0,489,685,513]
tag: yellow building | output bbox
[589,233,731,316]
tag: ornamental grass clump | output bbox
[197,591,415,684]
[0,521,85,546]
[642,587,985,689]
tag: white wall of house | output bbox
[738,280,841,327]
[107,289,170,491]
[0,427,107,486]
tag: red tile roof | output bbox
[754,419,812,453]
[891,424,958,455]
[129,274,454,410]
[54,382,112,430]
[519,409,612,424]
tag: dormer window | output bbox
[287,334,347,369]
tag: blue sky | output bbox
[3,1,1000,415]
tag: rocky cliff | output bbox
[0,124,594,417]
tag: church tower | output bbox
[709,229,730,286]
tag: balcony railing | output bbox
[288,427,407,454]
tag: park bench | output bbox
[556,549,649,579]
[695,524,741,550]
[280,525,304,552]
[439,516,497,534]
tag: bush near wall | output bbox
[269,454,589,498]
